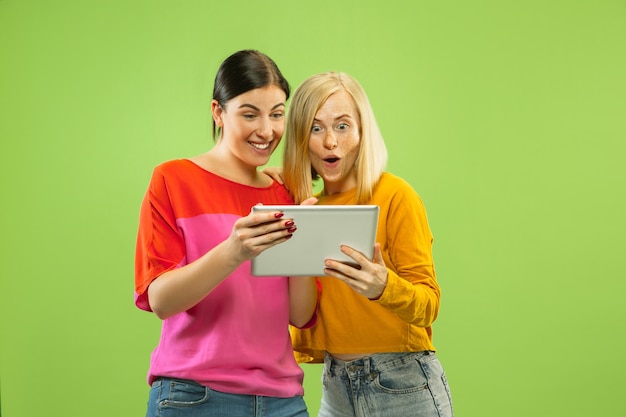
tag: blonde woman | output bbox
[282,72,453,417]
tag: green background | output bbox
[1,1,625,416]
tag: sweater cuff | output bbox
[372,269,400,305]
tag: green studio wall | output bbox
[1,1,625,416]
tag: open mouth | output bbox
[249,141,271,150]
[324,157,340,163]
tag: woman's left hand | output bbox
[323,243,388,300]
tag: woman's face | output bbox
[213,85,287,168]
[308,91,361,195]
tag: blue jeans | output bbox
[146,378,309,417]
[318,351,453,417]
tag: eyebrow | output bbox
[238,103,285,111]
[313,114,353,122]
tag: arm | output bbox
[375,187,440,326]
[286,195,320,327]
[374,266,439,327]
[149,210,297,320]
[322,182,440,327]
[288,277,319,328]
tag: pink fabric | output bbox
[134,160,309,397]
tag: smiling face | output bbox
[308,91,361,195]
[212,85,287,170]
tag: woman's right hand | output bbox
[230,197,317,261]
[228,209,297,263]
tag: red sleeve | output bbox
[134,167,186,311]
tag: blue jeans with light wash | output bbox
[146,378,309,417]
[318,351,453,417]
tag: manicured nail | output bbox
[287,227,297,233]
[274,212,284,218]
[285,220,294,227]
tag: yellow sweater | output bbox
[291,172,440,363]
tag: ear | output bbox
[211,100,224,128]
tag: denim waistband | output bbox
[152,377,202,387]
[324,351,433,377]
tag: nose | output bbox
[323,131,337,150]
[256,118,273,139]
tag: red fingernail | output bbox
[274,212,284,218]
[287,227,297,233]
[285,220,294,227]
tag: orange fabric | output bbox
[291,173,440,363]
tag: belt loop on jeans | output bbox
[363,356,372,374]
[324,352,336,376]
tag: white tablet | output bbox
[251,205,379,277]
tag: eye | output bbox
[270,112,284,120]
[311,125,323,134]
[243,113,257,120]
[336,122,349,131]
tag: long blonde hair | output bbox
[283,72,388,204]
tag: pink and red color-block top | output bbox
[135,159,310,397]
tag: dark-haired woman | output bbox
[135,50,318,417]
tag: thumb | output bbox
[373,243,386,267]
[250,202,263,214]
